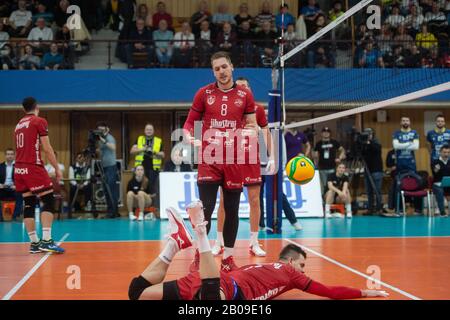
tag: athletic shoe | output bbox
[189,249,200,273]
[144,212,155,220]
[166,207,193,250]
[332,213,344,218]
[129,213,137,221]
[211,241,224,256]
[137,212,144,221]
[221,256,239,273]
[29,241,42,254]
[324,213,332,219]
[186,200,205,228]
[292,222,303,231]
[39,239,65,254]
[249,242,266,257]
[346,212,352,219]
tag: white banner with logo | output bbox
[159,172,323,219]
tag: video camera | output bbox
[82,129,104,157]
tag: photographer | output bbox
[431,145,450,217]
[360,128,384,214]
[96,122,119,218]
[130,124,164,208]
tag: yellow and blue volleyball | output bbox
[285,156,316,185]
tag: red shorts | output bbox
[176,271,239,300]
[14,164,53,194]
[197,163,243,190]
[242,163,262,186]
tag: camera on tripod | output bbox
[82,129,104,158]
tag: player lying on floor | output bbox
[128,201,389,300]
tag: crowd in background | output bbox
[0,0,449,69]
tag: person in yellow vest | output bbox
[130,124,165,209]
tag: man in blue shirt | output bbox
[275,4,295,31]
[392,116,419,173]
[427,114,450,167]
[359,41,385,68]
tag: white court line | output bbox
[284,238,422,300]
[1,233,69,301]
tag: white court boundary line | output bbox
[284,238,421,300]
[1,233,70,301]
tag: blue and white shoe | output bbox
[29,241,42,254]
[39,239,65,254]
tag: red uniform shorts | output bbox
[14,164,53,194]
[241,163,262,186]
[197,163,243,190]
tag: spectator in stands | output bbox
[130,123,164,207]
[237,20,256,66]
[152,19,173,67]
[385,44,407,67]
[105,0,121,31]
[285,121,311,161]
[405,4,425,37]
[173,21,195,68]
[329,1,345,21]
[431,144,450,217]
[0,44,16,70]
[41,42,63,69]
[235,2,253,28]
[126,18,154,69]
[69,152,92,212]
[313,127,346,192]
[255,1,275,32]
[256,20,277,66]
[427,114,450,166]
[392,116,419,173]
[127,165,153,221]
[425,1,448,34]
[328,1,349,46]
[359,41,385,68]
[307,16,334,68]
[215,22,238,62]
[0,20,9,50]
[45,151,68,213]
[8,0,32,37]
[421,46,441,67]
[18,44,40,70]
[54,0,71,29]
[275,4,295,31]
[376,23,393,55]
[360,128,384,214]
[0,0,11,18]
[394,24,414,51]
[301,0,322,36]
[386,5,405,28]
[28,17,53,53]
[404,44,422,66]
[196,20,213,67]
[163,147,192,172]
[324,163,352,218]
[152,1,172,30]
[190,0,211,37]
[55,24,76,69]
[136,3,153,29]
[212,3,236,29]
[0,148,23,220]
[415,23,438,50]
[32,2,54,26]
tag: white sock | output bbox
[42,228,51,241]
[346,204,352,214]
[325,204,331,215]
[129,211,134,215]
[250,232,258,246]
[223,247,234,259]
[196,228,211,253]
[216,231,224,246]
[28,231,39,243]
[158,239,179,264]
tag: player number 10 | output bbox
[221,104,228,116]
[16,133,24,148]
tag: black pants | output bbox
[145,168,160,208]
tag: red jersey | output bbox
[14,114,48,166]
[183,82,256,164]
[240,103,268,165]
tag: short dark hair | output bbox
[96,121,108,128]
[279,244,306,261]
[22,97,37,112]
[5,148,14,154]
[440,144,450,152]
[400,115,410,120]
[236,76,249,82]
[211,51,232,66]
[436,114,445,120]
